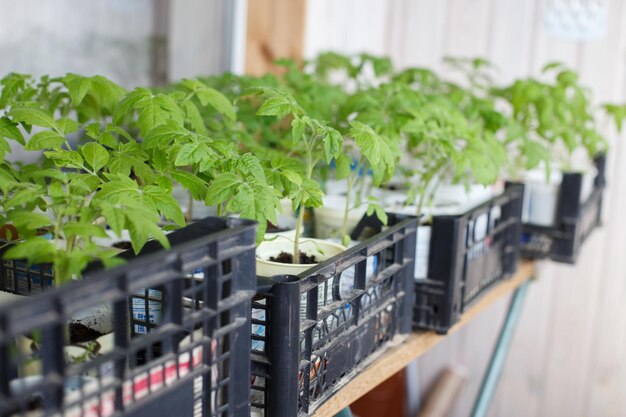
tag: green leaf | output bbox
[321,126,342,163]
[63,223,108,240]
[55,118,79,135]
[81,142,109,172]
[125,209,170,253]
[143,122,193,149]
[144,185,186,226]
[350,121,381,166]
[8,212,52,231]
[281,169,303,185]
[135,93,184,136]
[45,149,84,169]
[236,153,265,181]
[181,100,208,135]
[195,86,236,121]
[99,203,126,237]
[175,141,216,167]
[257,96,294,118]
[335,153,352,180]
[4,238,56,263]
[63,74,92,105]
[0,74,27,108]
[171,170,208,200]
[205,172,241,205]
[25,131,65,150]
[89,76,126,111]
[0,117,25,145]
[292,118,305,142]
[113,88,150,126]
[25,168,68,183]
[10,107,56,129]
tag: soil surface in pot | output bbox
[266,222,291,233]
[112,241,132,250]
[69,322,105,344]
[269,251,318,264]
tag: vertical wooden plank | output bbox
[444,0,494,57]
[487,263,557,417]
[398,0,449,71]
[487,0,537,83]
[245,0,307,75]
[578,3,626,416]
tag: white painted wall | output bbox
[304,1,626,416]
[0,0,154,88]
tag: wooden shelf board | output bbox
[312,260,536,417]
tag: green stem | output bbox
[186,191,194,221]
[294,133,315,264]
[293,205,305,264]
[341,160,363,240]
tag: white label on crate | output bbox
[251,303,266,351]
[415,226,431,280]
[132,288,162,334]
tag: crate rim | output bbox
[0,216,257,317]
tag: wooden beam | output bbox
[311,261,537,417]
[245,0,307,75]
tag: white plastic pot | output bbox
[0,290,24,306]
[314,195,368,239]
[256,237,346,277]
[522,169,562,226]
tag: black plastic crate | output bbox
[0,217,256,417]
[521,155,606,264]
[349,184,524,335]
[250,216,417,416]
[414,184,524,334]
[520,154,606,263]
[0,225,55,295]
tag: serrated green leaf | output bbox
[26,131,65,150]
[10,107,56,129]
[143,122,193,149]
[205,172,241,205]
[4,238,56,263]
[81,142,109,172]
[144,185,186,226]
[171,170,208,200]
[135,93,184,136]
[292,118,305,141]
[113,88,150,125]
[335,153,352,180]
[0,117,25,145]
[195,86,235,121]
[55,118,79,135]
[63,223,108,240]
[281,169,302,185]
[8,212,52,231]
[99,203,126,237]
[45,149,84,169]
[256,96,293,118]
[63,74,91,105]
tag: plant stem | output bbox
[293,205,305,264]
[293,133,316,264]
[186,191,193,221]
[340,160,363,240]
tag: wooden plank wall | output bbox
[304,1,626,416]
[245,0,307,75]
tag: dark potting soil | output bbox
[269,251,318,264]
[69,322,104,344]
[112,241,132,250]
[266,222,290,233]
